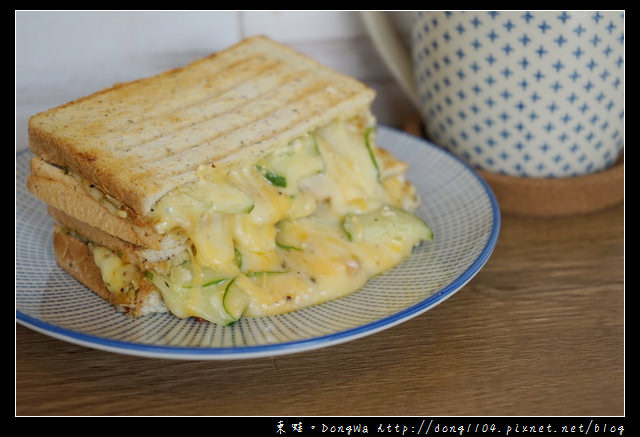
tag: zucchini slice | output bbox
[222,278,250,322]
[342,205,433,244]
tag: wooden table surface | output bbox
[16,203,624,417]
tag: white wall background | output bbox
[15,11,415,152]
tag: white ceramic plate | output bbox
[16,126,500,360]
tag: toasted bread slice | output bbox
[53,227,168,317]
[27,156,185,249]
[29,36,375,217]
[49,207,185,274]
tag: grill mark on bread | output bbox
[99,58,285,153]
[129,73,323,169]
[59,55,270,131]
[116,66,309,162]
[112,56,275,127]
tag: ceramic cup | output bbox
[363,11,624,177]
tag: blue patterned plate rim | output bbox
[16,126,501,360]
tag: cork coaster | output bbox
[403,114,624,217]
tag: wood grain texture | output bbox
[15,204,624,416]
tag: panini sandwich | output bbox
[26,36,432,325]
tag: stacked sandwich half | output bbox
[27,36,432,325]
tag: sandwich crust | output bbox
[29,36,375,217]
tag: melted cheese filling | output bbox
[92,112,430,324]
[89,243,141,297]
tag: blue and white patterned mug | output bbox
[363,11,624,177]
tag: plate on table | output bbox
[16,126,500,360]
